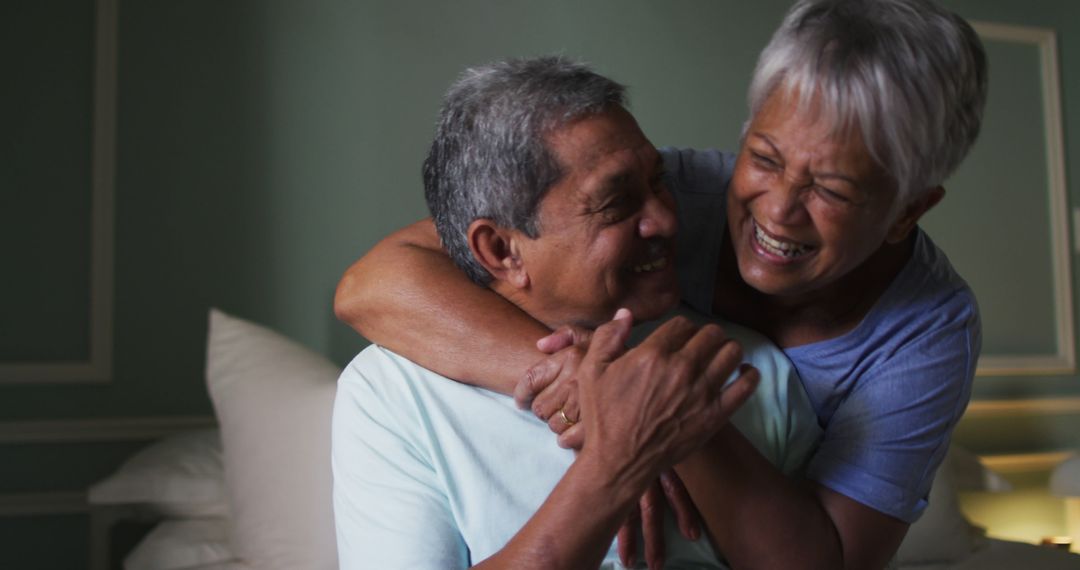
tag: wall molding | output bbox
[981,451,1074,474]
[0,492,87,518]
[0,0,117,384]
[965,397,1080,419]
[971,21,1075,377]
[0,416,216,445]
[0,415,215,519]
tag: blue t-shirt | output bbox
[661,147,980,523]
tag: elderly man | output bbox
[331,57,819,569]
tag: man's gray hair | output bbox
[747,0,988,207]
[423,56,627,285]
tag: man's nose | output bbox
[639,191,678,238]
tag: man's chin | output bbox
[626,291,680,323]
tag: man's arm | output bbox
[334,219,548,394]
[479,313,757,568]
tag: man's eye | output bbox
[597,193,642,224]
[651,174,669,194]
[601,200,629,220]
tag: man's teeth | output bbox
[631,256,668,273]
[754,224,810,258]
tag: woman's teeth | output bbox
[632,256,668,273]
[754,223,810,258]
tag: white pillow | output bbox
[895,445,998,565]
[206,309,339,570]
[124,519,233,570]
[950,445,1012,493]
[88,429,227,517]
[171,562,253,570]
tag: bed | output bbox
[87,310,1080,569]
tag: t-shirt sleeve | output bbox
[332,353,469,569]
[724,321,822,476]
[804,297,978,523]
[660,147,735,315]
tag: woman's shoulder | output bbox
[886,228,980,326]
[789,228,980,374]
[659,147,736,196]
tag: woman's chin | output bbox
[738,261,812,299]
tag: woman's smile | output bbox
[751,219,814,262]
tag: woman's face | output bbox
[727,91,904,300]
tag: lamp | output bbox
[1050,453,1080,553]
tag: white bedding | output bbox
[94,312,1080,570]
[902,538,1080,569]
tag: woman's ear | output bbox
[467,219,530,289]
[886,186,946,244]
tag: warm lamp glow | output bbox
[1051,455,1080,497]
[1051,454,1080,553]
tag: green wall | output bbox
[1,0,793,422]
[2,0,1079,567]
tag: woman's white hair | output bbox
[747,0,988,208]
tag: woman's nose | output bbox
[760,173,811,227]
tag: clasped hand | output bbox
[517,309,759,568]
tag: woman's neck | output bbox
[713,232,916,348]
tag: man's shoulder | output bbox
[667,305,786,357]
[630,305,793,379]
[339,345,513,412]
[341,344,430,384]
[339,345,451,406]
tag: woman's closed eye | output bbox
[751,151,781,169]
[815,184,851,203]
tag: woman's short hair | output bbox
[747,0,988,207]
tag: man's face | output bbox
[515,106,679,328]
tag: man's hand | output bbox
[522,311,757,568]
[577,310,758,469]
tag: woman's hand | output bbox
[616,469,701,570]
[516,324,597,440]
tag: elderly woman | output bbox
[335,0,987,567]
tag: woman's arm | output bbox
[675,427,908,570]
[334,219,549,394]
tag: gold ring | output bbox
[558,408,576,426]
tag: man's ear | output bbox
[467,219,530,289]
[886,186,945,244]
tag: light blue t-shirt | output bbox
[332,306,821,569]
[661,147,981,523]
